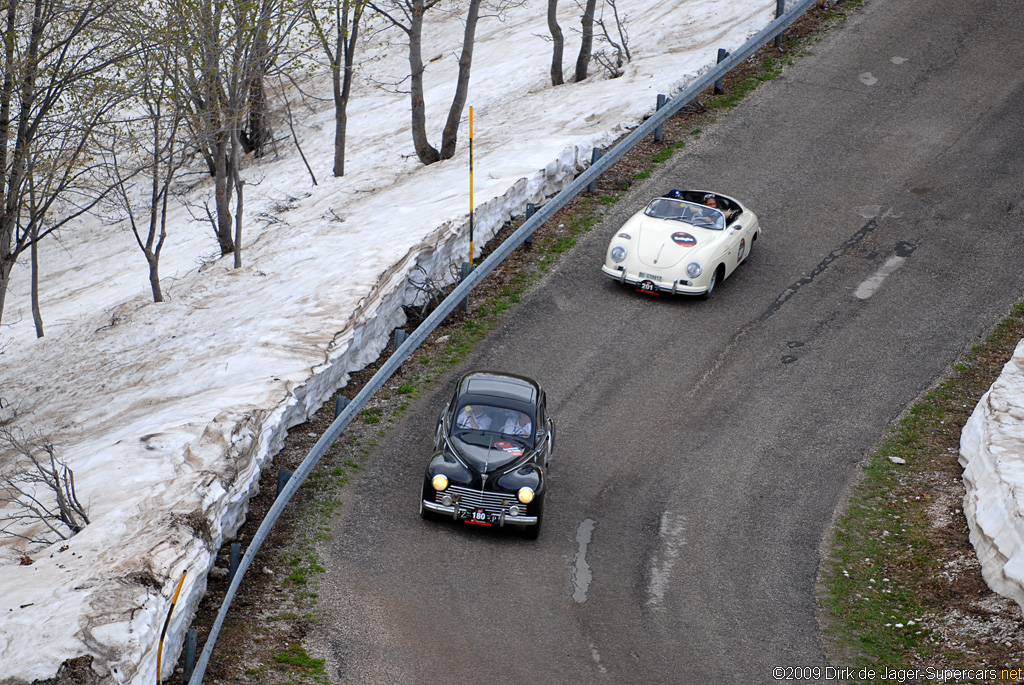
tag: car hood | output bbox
[634,218,728,269]
[451,436,529,474]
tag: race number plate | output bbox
[462,508,493,526]
[636,279,659,296]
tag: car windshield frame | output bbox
[644,198,726,231]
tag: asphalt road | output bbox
[309,0,1024,681]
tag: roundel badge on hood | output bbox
[671,232,697,247]
[493,441,524,457]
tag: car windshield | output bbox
[644,198,725,230]
[453,403,534,444]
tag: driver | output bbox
[501,411,532,437]
[691,194,722,227]
[457,405,492,430]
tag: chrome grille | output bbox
[438,485,523,514]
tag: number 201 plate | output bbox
[636,279,659,296]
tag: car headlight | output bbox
[686,261,703,278]
[431,474,449,491]
[517,487,535,504]
[610,245,627,263]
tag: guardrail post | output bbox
[276,468,293,498]
[393,330,408,371]
[715,49,729,94]
[460,261,475,311]
[334,395,349,419]
[587,148,604,192]
[654,94,667,143]
[774,0,786,47]
[227,543,241,584]
[182,628,198,684]
[524,204,536,248]
[394,329,408,351]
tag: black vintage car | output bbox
[420,370,555,539]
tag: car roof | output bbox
[458,371,540,405]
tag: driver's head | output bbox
[703,194,717,208]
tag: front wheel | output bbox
[521,494,544,540]
[420,482,441,521]
[700,267,720,300]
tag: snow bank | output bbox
[0,0,779,681]
[960,340,1024,612]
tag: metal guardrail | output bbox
[187,0,820,680]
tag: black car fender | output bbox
[426,451,474,486]
[496,463,543,495]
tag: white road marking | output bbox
[647,511,687,610]
[855,255,906,300]
[590,643,608,673]
[892,56,908,64]
[855,204,883,219]
[860,72,878,86]
[572,518,596,604]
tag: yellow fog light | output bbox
[432,474,449,491]
[517,487,535,504]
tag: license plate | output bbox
[638,271,662,281]
[461,508,493,526]
[636,279,660,296]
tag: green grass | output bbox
[821,302,1024,673]
[273,645,326,675]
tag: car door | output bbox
[722,218,747,278]
[535,397,552,471]
[435,389,457,450]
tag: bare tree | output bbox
[170,0,302,263]
[547,0,564,86]
[573,0,596,81]
[105,34,191,303]
[307,0,367,177]
[0,425,89,546]
[371,0,484,165]
[591,0,629,78]
[0,0,136,332]
[407,261,460,316]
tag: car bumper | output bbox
[422,499,539,526]
[600,264,707,295]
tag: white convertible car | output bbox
[601,189,761,298]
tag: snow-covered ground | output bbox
[0,1,783,682]
[960,341,1024,614]
[0,0,1021,682]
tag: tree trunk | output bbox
[30,222,42,337]
[548,0,564,86]
[439,0,481,159]
[333,75,347,176]
[213,136,234,255]
[331,0,348,177]
[332,0,362,177]
[233,179,243,268]
[408,0,440,165]
[574,0,597,82]
[231,129,243,268]
[244,3,272,157]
